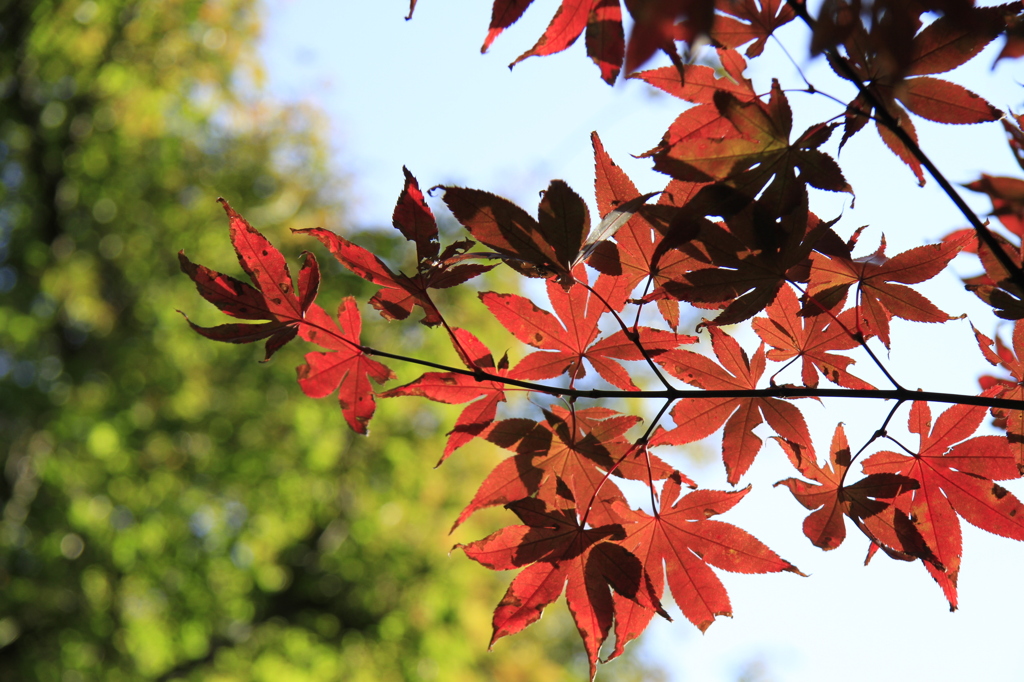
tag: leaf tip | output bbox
[786,563,808,578]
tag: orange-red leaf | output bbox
[775,425,918,551]
[457,406,675,529]
[614,475,800,640]
[458,497,663,678]
[808,236,963,347]
[752,285,874,389]
[897,76,1001,125]
[382,329,509,461]
[655,327,812,483]
[862,401,1024,609]
[973,320,1024,472]
[712,0,796,57]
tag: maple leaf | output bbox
[653,197,841,327]
[456,406,677,529]
[178,199,319,361]
[830,7,1006,183]
[973,320,1024,472]
[774,425,920,552]
[963,174,1024,241]
[482,268,695,389]
[953,176,1024,319]
[458,496,666,679]
[590,131,712,328]
[381,328,511,462]
[611,474,801,648]
[807,235,964,348]
[963,235,1024,320]
[650,80,852,215]
[625,0,716,74]
[861,401,1024,609]
[712,0,796,58]
[654,326,813,484]
[488,0,626,84]
[298,168,493,326]
[296,298,395,434]
[752,284,874,389]
[631,46,756,105]
[441,180,593,284]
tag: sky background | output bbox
[258,2,1024,680]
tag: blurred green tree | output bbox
[0,1,662,680]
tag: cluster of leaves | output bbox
[181,0,1024,677]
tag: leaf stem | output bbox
[787,279,904,390]
[580,398,674,528]
[580,279,675,390]
[840,399,905,489]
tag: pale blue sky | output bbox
[259,3,1024,680]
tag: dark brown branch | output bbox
[363,344,1024,412]
[784,0,1024,294]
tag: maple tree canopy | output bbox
[180,0,1024,677]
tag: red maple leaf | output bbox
[590,131,711,328]
[861,401,1024,609]
[963,174,1024,241]
[752,284,875,389]
[631,46,756,104]
[775,425,920,552]
[653,326,812,483]
[441,180,593,285]
[712,0,797,58]
[298,168,492,326]
[831,8,1005,183]
[807,235,964,348]
[953,174,1024,319]
[458,496,666,679]
[650,80,852,215]
[178,199,320,360]
[482,268,695,389]
[610,473,800,650]
[456,406,677,529]
[973,320,1024,471]
[381,328,511,462]
[296,299,395,434]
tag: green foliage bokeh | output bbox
[0,2,663,680]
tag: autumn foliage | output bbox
[179,1,1024,677]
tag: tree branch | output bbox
[362,344,1024,411]
[784,0,1024,294]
